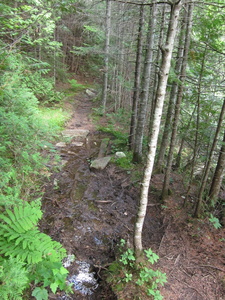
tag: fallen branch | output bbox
[95,200,113,203]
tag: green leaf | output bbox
[32,287,48,300]
[50,282,58,294]
[60,266,69,275]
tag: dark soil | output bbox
[40,87,225,300]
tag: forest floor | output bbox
[39,81,225,300]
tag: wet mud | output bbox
[40,126,165,299]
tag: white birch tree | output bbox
[134,0,184,256]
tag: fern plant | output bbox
[0,201,66,263]
[0,201,70,299]
[0,257,29,300]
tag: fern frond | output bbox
[0,201,67,265]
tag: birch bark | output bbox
[162,1,193,200]
[134,0,184,255]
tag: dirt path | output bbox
[40,91,142,299]
[40,91,225,300]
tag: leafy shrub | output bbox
[98,125,128,152]
[209,214,222,229]
[0,52,71,299]
[107,240,167,300]
[0,52,70,205]
[68,79,86,92]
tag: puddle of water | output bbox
[63,254,76,268]
[68,261,98,296]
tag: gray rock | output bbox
[115,151,126,158]
[90,156,111,170]
[86,89,97,98]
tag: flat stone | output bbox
[63,129,89,139]
[71,141,84,147]
[90,156,111,170]
[56,142,67,147]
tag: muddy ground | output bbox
[40,89,225,300]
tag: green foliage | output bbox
[113,152,134,170]
[209,214,222,229]
[0,201,66,264]
[38,107,71,132]
[30,260,70,295]
[0,257,29,300]
[107,241,167,300]
[23,64,64,104]
[0,201,70,299]
[32,287,48,300]
[144,249,159,265]
[0,52,70,205]
[68,79,86,92]
[98,125,128,151]
[120,248,135,266]
[106,109,131,128]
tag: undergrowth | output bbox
[0,51,72,299]
[106,240,167,300]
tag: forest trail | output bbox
[40,89,225,300]
[40,89,140,299]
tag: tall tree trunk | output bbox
[209,130,225,204]
[194,98,225,217]
[150,4,166,114]
[134,0,183,256]
[156,6,188,171]
[186,46,207,201]
[102,0,111,113]
[133,1,157,163]
[162,1,193,200]
[128,4,144,150]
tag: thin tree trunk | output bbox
[186,46,207,201]
[102,0,111,113]
[134,0,183,256]
[156,7,188,171]
[128,4,144,150]
[174,104,197,170]
[194,98,225,217]
[162,1,193,200]
[133,1,157,163]
[209,130,225,204]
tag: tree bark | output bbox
[133,1,157,163]
[194,98,225,217]
[134,0,183,256]
[161,1,193,200]
[209,130,225,203]
[102,0,111,113]
[185,42,209,209]
[128,4,144,150]
[156,6,187,171]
